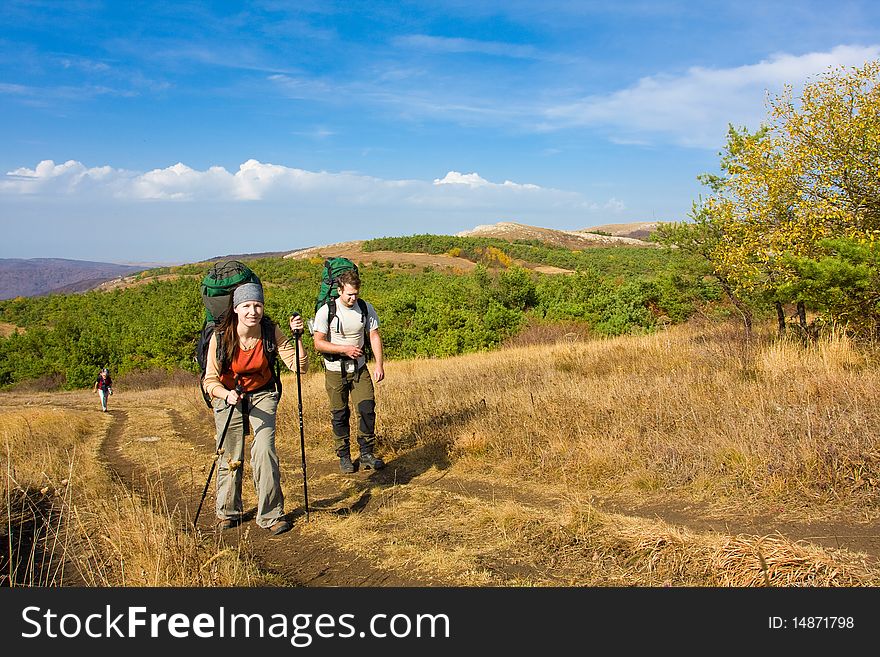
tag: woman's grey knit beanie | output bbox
[233,282,264,308]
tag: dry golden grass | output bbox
[305,485,877,586]
[4,319,880,587]
[284,240,478,272]
[301,319,880,586]
[0,395,271,586]
[370,321,880,517]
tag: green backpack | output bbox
[313,257,371,363]
[201,260,261,323]
[314,257,359,314]
[195,260,280,407]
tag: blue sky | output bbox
[2,1,880,264]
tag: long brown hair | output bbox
[217,299,242,371]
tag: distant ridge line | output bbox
[456,221,658,247]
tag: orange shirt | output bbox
[219,340,273,393]
[202,323,308,401]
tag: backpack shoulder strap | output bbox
[356,299,373,361]
[260,316,278,363]
[356,298,369,333]
[327,298,338,340]
[197,323,223,409]
[318,300,341,364]
[214,325,227,370]
[260,316,283,398]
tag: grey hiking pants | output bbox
[211,388,285,528]
[324,365,376,456]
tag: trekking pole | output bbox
[193,381,243,528]
[292,312,310,521]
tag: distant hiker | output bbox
[201,282,309,536]
[93,368,113,412]
[312,268,386,473]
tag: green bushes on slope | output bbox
[0,246,716,389]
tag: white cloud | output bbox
[266,45,880,150]
[2,158,629,261]
[4,160,601,208]
[290,127,336,139]
[604,198,626,212]
[132,162,231,200]
[544,45,880,148]
[0,82,31,95]
[3,159,134,194]
[434,171,491,187]
[267,73,337,100]
[433,171,541,190]
[58,57,111,72]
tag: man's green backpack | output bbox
[313,257,371,362]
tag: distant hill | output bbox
[456,221,657,247]
[284,240,484,270]
[0,258,148,300]
[281,222,664,278]
[578,221,672,240]
[1,222,666,300]
[201,250,293,264]
[282,221,661,274]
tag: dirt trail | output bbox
[95,401,435,587]
[9,391,880,585]
[113,400,880,579]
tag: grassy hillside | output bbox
[362,233,679,274]
[0,245,723,389]
[3,321,878,587]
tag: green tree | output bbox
[496,266,538,310]
[664,60,880,337]
[781,238,880,336]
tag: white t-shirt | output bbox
[313,298,380,373]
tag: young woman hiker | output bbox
[93,368,113,412]
[201,282,309,536]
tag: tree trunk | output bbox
[718,277,752,338]
[775,301,786,336]
[797,300,808,331]
[796,300,812,342]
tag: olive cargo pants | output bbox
[324,365,377,456]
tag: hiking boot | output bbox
[359,452,385,470]
[269,520,291,535]
[339,454,356,474]
[217,518,236,531]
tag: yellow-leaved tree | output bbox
[659,59,880,338]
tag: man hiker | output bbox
[93,367,113,412]
[312,269,386,473]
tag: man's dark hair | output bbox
[336,270,361,290]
